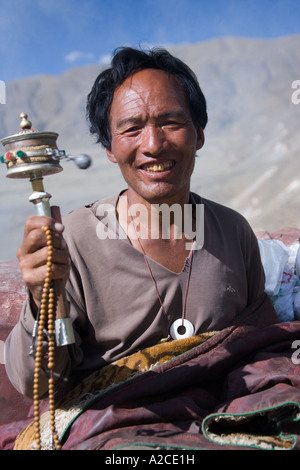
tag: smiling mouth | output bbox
[140,161,175,173]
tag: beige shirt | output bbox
[5,192,265,397]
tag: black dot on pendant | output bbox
[177,325,186,335]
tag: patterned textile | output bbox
[13,294,300,451]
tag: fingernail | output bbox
[54,222,64,232]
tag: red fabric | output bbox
[0,261,32,427]
[59,295,300,451]
[255,227,300,246]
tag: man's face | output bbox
[106,68,204,205]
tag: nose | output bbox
[140,125,165,155]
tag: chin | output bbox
[138,183,188,205]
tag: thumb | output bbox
[51,205,63,224]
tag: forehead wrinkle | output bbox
[110,69,191,129]
[110,82,149,128]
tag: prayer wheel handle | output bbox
[1,113,91,346]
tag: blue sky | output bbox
[0,0,300,82]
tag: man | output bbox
[5,47,268,399]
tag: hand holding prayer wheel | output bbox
[1,113,77,346]
[16,207,70,314]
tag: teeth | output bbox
[143,161,173,172]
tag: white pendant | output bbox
[170,318,195,340]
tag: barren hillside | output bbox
[1,35,300,260]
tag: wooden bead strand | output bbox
[33,225,61,450]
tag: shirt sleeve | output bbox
[243,221,266,306]
[4,292,77,399]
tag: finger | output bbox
[23,215,64,238]
[51,205,63,224]
[22,261,70,299]
[18,226,66,256]
[19,243,69,270]
[20,248,70,289]
[21,264,51,292]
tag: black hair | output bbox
[86,46,208,149]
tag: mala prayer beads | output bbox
[1,113,80,449]
[1,112,83,449]
[33,225,61,450]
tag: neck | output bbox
[126,186,191,208]
[118,189,193,242]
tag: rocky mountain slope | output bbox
[0,35,299,260]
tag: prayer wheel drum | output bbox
[1,112,64,179]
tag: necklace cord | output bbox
[181,248,194,325]
[128,208,194,328]
[137,236,167,316]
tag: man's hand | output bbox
[17,206,70,310]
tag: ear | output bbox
[106,148,118,163]
[196,127,205,151]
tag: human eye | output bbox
[124,125,141,134]
[162,119,183,130]
[166,119,180,126]
[160,113,186,129]
[120,120,143,136]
